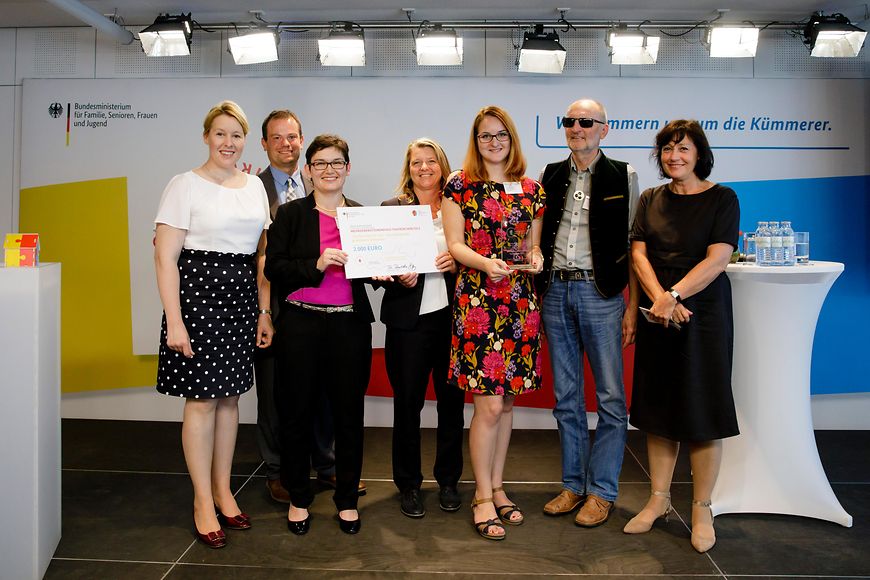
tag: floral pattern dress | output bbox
[444,170,546,396]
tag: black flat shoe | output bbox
[400,488,425,518]
[439,485,461,512]
[337,514,361,534]
[287,515,311,536]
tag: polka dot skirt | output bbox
[156,249,257,399]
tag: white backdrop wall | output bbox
[19,76,868,354]
[5,26,870,428]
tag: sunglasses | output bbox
[561,117,606,129]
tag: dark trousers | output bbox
[254,343,336,480]
[384,306,465,491]
[275,305,371,511]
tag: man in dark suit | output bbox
[256,110,365,502]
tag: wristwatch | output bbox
[667,288,682,303]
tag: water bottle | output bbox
[755,221,771,265]
[781,220,796,266]
[769,220,784,266]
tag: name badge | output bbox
[573,190,591,211]
[503,181,523,195]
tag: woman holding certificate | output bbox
[265,134,374,536]
[442,106,546,541]
[380,138,465,519]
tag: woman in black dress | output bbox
[624,120,739,553]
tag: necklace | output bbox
[315,195,346,215]
[415,192,441,218]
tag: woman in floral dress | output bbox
[442,105,545,541]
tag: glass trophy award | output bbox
[502,217,534,270]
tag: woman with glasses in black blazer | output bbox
[265,134,373,536]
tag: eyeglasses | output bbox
[477,131,511,143]
[561,117,606,129]
[309,159,347,171]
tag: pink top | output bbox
[287,212,353,305]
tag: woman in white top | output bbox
[154,100,273,549]
[380,138,463,519]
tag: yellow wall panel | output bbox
[19,177,157,392]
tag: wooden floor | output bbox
[47,419,870,579]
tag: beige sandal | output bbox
[492,485,524,526]
[691,499,716,553]
[623,489,672,534]
[471,496,506,541]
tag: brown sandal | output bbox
[471,496,506,541]
[492,486,524,526]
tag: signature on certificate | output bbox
[386,262,417,272]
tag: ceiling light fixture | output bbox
[318,22,365,66]
[139,13,193,57]
[802,12,867,57]
[707,25,759,58]
[517,24,566,74]
[229,29,279,64]
[415,25,463,66]
[607,25,660,65]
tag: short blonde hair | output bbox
[397,138,451,203]
[203,100,249,136]
[462,105,526,182]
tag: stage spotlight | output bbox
[518,25,566,74]
[802,12,867,57]
[416,26,463,66]
[229,29,279,65]
[607,26,660,64]
[318,23,365,66]
[139,13,192,57]
[708,26,759,57]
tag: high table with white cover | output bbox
[0,263,62,579]
[712,260,851,527]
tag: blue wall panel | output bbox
[725,175,869,394]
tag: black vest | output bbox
[535,153,630,298]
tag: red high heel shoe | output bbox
[194,527,226,549]
[216,508,252,530]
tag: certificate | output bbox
[336,206,439,279]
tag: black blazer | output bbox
[378,195,455,330]
[265,194,375,323]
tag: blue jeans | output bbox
[541,278,627,502]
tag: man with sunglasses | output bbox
[536,98,640,528]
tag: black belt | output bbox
[555,269,594,281]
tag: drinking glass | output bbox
[795,231,810,264]
[742,232,756,263]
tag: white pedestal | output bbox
[712,261,851,527]
[0,264,62,578]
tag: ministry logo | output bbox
[49,102,64,118]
